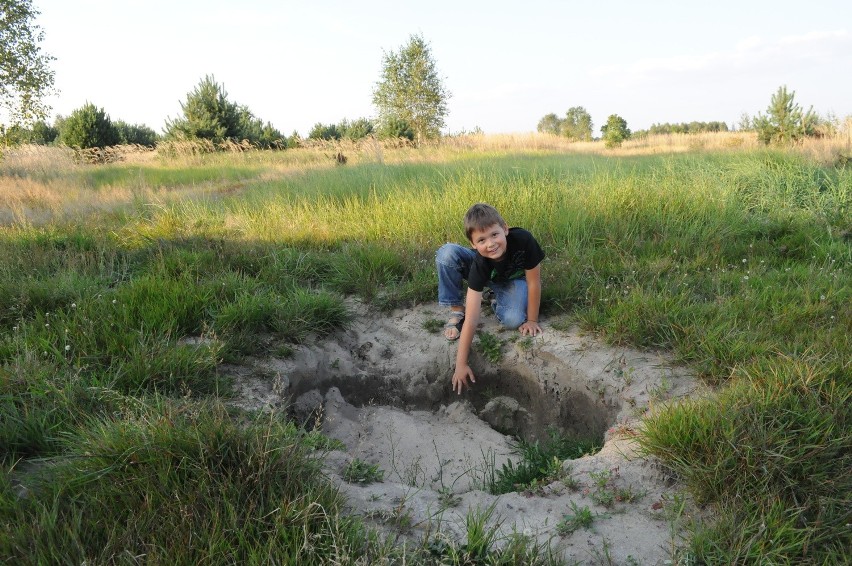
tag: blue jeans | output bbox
[436,243,528,329]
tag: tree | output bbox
[0,0,56,124]
[601,114,630,148]
[58,103,120,149]
[114,120,159,146]
[165,75,285,148]
[561,106,593,141]
[339,118,374,140]
[372,34,450,146]
[308,122,341,141]
[165,75,240,143]
[537,113,561,135]
[753,85,817,145]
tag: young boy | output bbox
[435,203,545,394]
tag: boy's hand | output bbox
[519,320,542,336]
[452,364,476,394]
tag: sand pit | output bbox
[225,300,709,564]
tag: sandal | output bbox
[444,311,465,341]
[481,289,496,308]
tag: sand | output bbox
[225,300,709,564]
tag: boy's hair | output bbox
[464,203,507,241]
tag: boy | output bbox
[435,203,545,394]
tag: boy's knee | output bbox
[499,309,527,330]
[436,243,459,266]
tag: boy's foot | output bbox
[444,311,465,341]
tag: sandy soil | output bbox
[225,300,709,564]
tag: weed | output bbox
[437,486,462,508]
[615,485,646,504]
[422,317,444,334]
[343,458,384,484]
[591,487,615,508]
[476,331,503,363]
[273,343,295,358]
[517,335,534,351]
[648,376,673,403]
[556,501,595,535]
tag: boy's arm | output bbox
[452,289,482,394]
[518,264,542,337]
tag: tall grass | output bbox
[1,137,850,562]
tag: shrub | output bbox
[58,103,120,149]
[377,116,414,141]
[114,120,159,146]
[308,122,341,141]
[601,114,630,148]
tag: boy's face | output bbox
[469,223,509,260]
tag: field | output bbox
[1,133,850,564]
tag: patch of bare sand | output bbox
[224,300,709,564]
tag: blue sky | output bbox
[32,0,852,136]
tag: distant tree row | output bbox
[536,107,593,141]
[636,121,729,136]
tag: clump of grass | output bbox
[488,429,601,494]
[476,330,504,363]
[427,503,561,565]
[556,501,595,535]
[1,398,382,564]
[639,356,851,563]
[422,317,444,334]
[343,458,385,484]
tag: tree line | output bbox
[537,86,840,148]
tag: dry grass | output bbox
[3,130,850,227]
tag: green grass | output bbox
[488,429,602,495]
[1,397,385,564]
[342,458,385,484]
[556,501,595,536]
[0,146,850,563]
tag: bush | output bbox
[377,116,414,141]
[339,118,374,140]
[308,122,341,141]
[114,120,159,146]
[58,103,120,149]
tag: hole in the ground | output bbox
[288,362,614,450]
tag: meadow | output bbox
[0,133,849,564]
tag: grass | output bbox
[0,135,850,563]
[476,330,504,363]
[487,429,602,495]
[343,458,385,484]
[556,502,595,536]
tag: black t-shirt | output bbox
[467,227,545,292]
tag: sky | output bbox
[28,0,852,137]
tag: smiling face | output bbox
[469,223,509,261]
